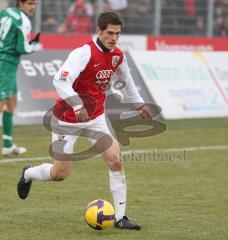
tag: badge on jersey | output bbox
[59,71,69,81]
[112,56,120,67]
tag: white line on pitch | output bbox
[0,145,228,164]
[126,145,228,153]
[0,156,52,163]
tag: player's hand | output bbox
[32,43,43,51]
[137,104,154,120]
[29,32,41,44]
[76,107,90,122]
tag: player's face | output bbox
[98,24,121,50]
[19,0,37,17]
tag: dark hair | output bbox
[97,12,124,31]
[16,0,35,6]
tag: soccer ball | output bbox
[85,199,115,230]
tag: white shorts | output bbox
[51,113,112,155]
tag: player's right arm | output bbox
[53,44,91,121]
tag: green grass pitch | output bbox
[0,118,228,240]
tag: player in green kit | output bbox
[0,0,42,156]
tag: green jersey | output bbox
[0,7,36,65]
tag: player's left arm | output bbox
[116,54,154,120]
[16,16,42,54]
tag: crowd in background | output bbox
[40,0,154,35]
[0,0,227,37]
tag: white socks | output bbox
[24,165,126,221]
[24,163,53,182]
[109,170,127,221]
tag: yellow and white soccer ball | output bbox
[85,199,115,230]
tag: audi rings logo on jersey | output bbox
[96,69,114,79]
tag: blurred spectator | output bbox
[193,16,206,36]
[196,0,208,19]
[102,0,112,12]
[0,0,9,10]
[68,0,94,16]
[161,0,181,35]
[60,0,93,34]
[161,0,207,36]
[182,0,197,35]
[214,0,228,36]
[125,0,153,34]
[184,0,197,17]
[107,0,128,20]
[107,0,128,11]
[42,0,71,32]
[218,16,228,36]
[194,0,207,36]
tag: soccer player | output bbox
[0,0,42,156]
[17,12,153,230]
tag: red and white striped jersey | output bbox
[53,38,144,123]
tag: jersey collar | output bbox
[93,37,115,53]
